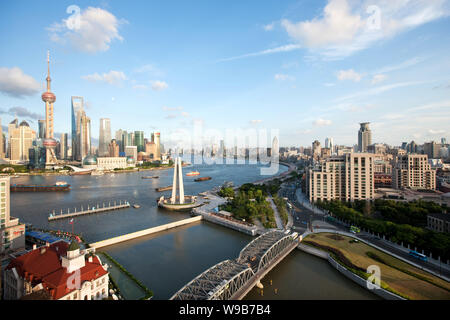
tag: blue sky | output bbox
[1,0,450,149]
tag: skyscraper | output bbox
[154,132,161,160]
[358,122,372,153]
[9,120,36,162]
[41,51,58,167]
[80,111,91,160]
[325,137,334,154]
[115,129,123,153]
[134,131,144,152]
[71,96,84,161]
[60,133,68,160]
[38,120,46,139]
[99,118,111,157]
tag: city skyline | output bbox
[0,1,449,148]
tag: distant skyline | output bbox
[1,0,450,148]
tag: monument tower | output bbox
[41,51,58,167]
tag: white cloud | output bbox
[335,81,423,102]
[313,118,332,126]
[250,119,263,124]
[337,69,363,82]
[181,112,190,118]
[274,74,295,81]
[151,80,168,91]
[428,129,446,135]
[374,57,426,74]
[82,70,127,85]
[0,67,40,98]
[281,0,450,59]
[163,106,183,111]
[48,7,125,53]
[371,74,387,85]
[408,99,450,111]
[217,44,301,63]
[263,22,275,31]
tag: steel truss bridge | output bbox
[170,230,299,300]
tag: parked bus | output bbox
[409,250,428,262]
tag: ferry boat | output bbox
[133,204,141,209]
[142,176,159,179]
[194,176,212,182]
[11,181,71,192]
[186,171,200,176]
[155,185,172,192]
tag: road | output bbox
[278,179,450,279]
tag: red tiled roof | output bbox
[6,241,108,300]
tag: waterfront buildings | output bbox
[358,122,372,153]
[60,133,68,160]
[134,131,144,153]
[71,96,84,161]
[82,155,131,170]
[306,153,375,202]
[108,139,120,157]
[392,154,436,190]
[125,145,138,162]
[80,111,91,161]
[3,240,109,300]
[0,176,25,254]
[8,120,36,162]
[99,118,111,157]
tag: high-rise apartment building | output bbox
[423,141,441,159]
[99,118,111,157]
[71,96,84,161]
[306,153,375,202]
[9,120,36,162]
[358,122,372,153]
[392,154,436,190]
[312,140,321,161]
[0,176,25,254]
[115,129,124,153]
[0,118,3,159]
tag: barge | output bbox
[11,181,71,192]
[194,177,212,182]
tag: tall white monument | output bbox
[171,157,185,204]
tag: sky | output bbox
[0,0,450,149]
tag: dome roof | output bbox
[83,155,98,165]
[19,120,29,127]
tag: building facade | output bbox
[99,118,111,157]
[306,153,375,202]
[80,111,91,161]
[108,139,120,157]
[0,176,25,254]
[427,213,450,233]
[358,122,372,153]
[9,120,36,162]
[3,241,108,300]
[71,96,84,161]
[392,154,436,190]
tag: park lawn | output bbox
[305,233,450,300]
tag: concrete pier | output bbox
[48,201,130,221]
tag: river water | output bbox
[10,158,377,300]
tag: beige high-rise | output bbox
[8,120,36,162]
[306,153,375,202]
[392,154,436,190]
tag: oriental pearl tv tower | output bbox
[42,51,58,168]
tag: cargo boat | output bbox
[194,177,212,182]
[11,181,71,192]
[142,176,159,179]
[155,185,172,192]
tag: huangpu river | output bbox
[10,158,377,300]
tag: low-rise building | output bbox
[427,213,450,233]
[3,240,108,300]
